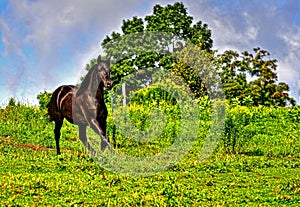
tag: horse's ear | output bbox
[106,57,111,65]
[97,55,102,64]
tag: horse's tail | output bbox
[46,97,55,122]
[46,88,61,122]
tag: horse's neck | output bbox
[77,69,100,96]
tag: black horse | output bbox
[47,56,113,155]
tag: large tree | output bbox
[101,2,213,92]
[218,47,296,106]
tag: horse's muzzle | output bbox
[105,81,113,90]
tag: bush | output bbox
[222,105,254,153]
[107,87,182,156]
[37,91,53,110]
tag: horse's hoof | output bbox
[101,142,112,153]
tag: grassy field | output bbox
[0,102,299,206]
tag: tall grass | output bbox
[1,93,300,158]
[0,99,82,152]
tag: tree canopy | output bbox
[84,2,295,107]
[217,48,296,106]
[100,2,213,88]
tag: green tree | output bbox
[217,50,249,103]
[218,47,296,106]
[101,2,213,92]
[172,43,222,98]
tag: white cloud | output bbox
[2,0,149,60]
[277,27,300,96]
[0,0,151,103]
[185,1,261,52]
[281,27,300,49]
[0,18,24,57]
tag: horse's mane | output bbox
[76,64,98,96]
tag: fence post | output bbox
[122,83,126,106]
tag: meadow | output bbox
[0,95,299,206]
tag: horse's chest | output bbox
[97,105,108,117]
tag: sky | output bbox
[0,0,299,106]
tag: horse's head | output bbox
[96,56,113,90]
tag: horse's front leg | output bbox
[79,124,96,154]
[99,116,117,148]
[97,116,109,142]
[79,104,111,151]
[89,119,111,151]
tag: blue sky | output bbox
[0,0,300,105]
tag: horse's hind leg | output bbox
[54,120,63,155]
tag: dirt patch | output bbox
[0,136,54,151]
[0,136,12,141]
[0,136,84,155]
[14,143,54,152]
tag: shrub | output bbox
[222,105,253,153]
[37,91,53,110]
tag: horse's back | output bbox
[54,85,76,94]
[47,85,76,122]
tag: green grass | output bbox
[0,104,300,206]
[0,146,299,206]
